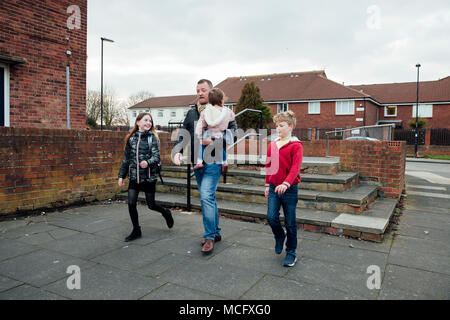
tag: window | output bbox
[308,101,320,114]
[171,111,176,117]
[158,110,164,118]
[412,104,433,118]
[385,105,397,117]
[336,100,354,115]
[132,111,137,117]
[224,104,233,110]
[0,63,10,127]
[277,103,288,113]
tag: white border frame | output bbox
[0,63,10,127]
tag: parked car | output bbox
[345,136,379,141]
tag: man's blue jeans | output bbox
[194,163,222,240]
[267,184,298,255]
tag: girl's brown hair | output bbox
[124,112,159,150]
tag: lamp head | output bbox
[416,63,421,68]
[101,37,114,43]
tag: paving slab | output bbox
[92,243,169,272]
[157,259,264,299]
[43,263,164,300]
[209,244,289,277]
[298,239,388,272]
[380,264,450,300]
[0,275,22,293]
[388,245,450,275]
[319,233,393,254]
[0,249,95,287]
[141,282,225,300]
[0,284,67,300]
[396,223,450,243]
[284,256,381,299]
[134,253,192,278]
[0,238,41,262]
[399,210,450,231]
[241,274,362,300]
[37,232,126,260]
[392,235,450,257]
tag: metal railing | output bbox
[325,124,395,157]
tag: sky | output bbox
[86,0,450,102]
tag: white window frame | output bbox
[335,100,355,115]
[308,101,320,114]
[158,110,164,118]
[277,103,288,113]
[384,105,397,117]
[0,63,10,127]
[412,104,433,118]
[170,111,176,117]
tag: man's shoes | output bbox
[162,208,174,229]
[275,232,286,255]
[201,239,214,254]
[125,226,142,242]
[283,253,297,267]
[201,235,221,246]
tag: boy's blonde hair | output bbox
[274,110,296,126]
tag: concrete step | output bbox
[162,166,359,192]
[182,156,341,175]
[115,192,396,241]
[155,177,379,215]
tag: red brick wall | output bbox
[0,0,87,129]
[230,138,406,199]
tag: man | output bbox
[173,79,236,254]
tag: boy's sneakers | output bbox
[283,253,297,267]
[275,232,286,254]
[193,163,204,170]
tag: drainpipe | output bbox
[66,49,71,129]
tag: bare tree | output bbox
[126,90,154,108]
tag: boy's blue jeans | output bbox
[194,163,222,240]
[267,184,299,255]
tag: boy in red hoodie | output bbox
[264,110,303,267]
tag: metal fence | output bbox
[394,129,425,145]
[430,128,450,146]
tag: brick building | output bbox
[0,0,87,129]
[349,76,450,129]
[131,71,450,131]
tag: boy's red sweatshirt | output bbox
[265,137,303,188]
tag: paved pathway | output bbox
[0,163,448,300]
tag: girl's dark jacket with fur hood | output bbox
[118,130,160,183]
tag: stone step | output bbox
[115,192,396,241]
[162,166,359,192]
[182,156,341,175]
[156,177,379,215]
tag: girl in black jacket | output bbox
[118,112,174,242]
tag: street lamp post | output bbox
[414,63,421,158]
[101,37,114,130]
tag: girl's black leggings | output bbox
[127,180,167,228]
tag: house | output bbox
[130,71,450,130]
[349,76,450,129]
[215,71,377,130]
[128,94,196,127]
[0,0,87,129]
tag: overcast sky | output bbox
[86,0,450,102]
